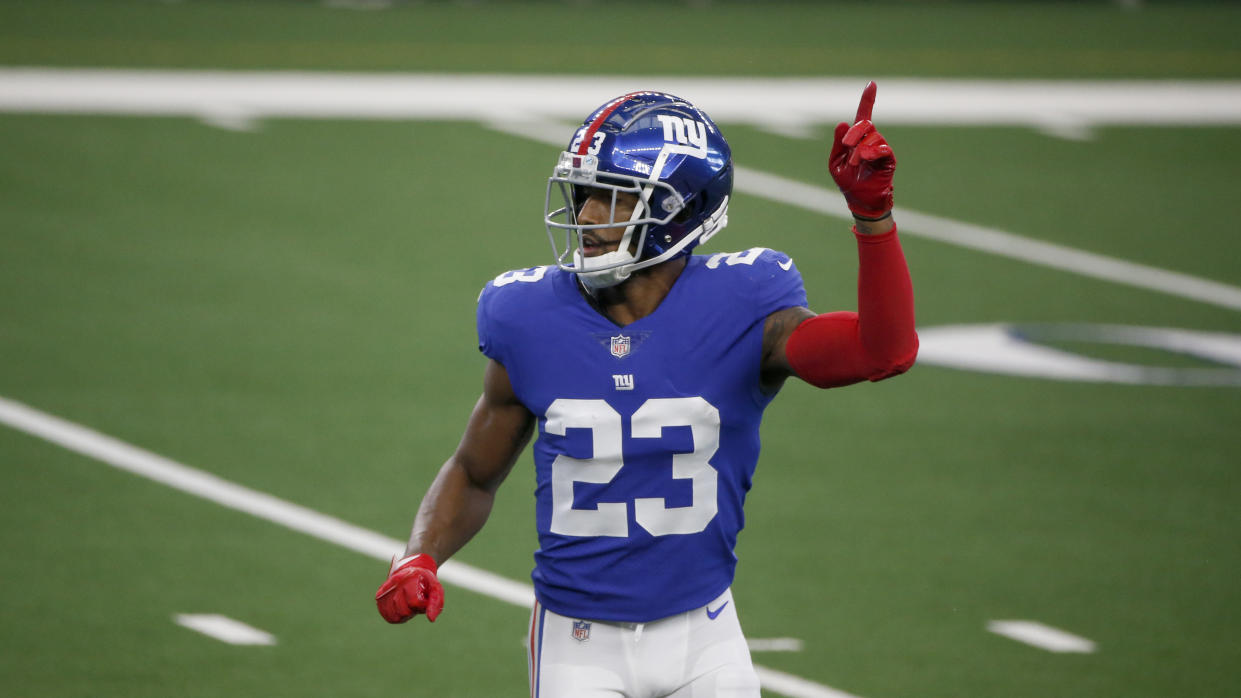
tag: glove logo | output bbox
[572,620,592,642]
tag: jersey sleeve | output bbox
[476,279,505,365]
[746,248,809,318]
[700,247,807,324]
[476,265,556,367]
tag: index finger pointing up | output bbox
[854,81,877,124]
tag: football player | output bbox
[376,83,917,697]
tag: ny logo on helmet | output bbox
[655,115,709,158]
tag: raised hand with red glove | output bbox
[376,553,445,624]
[829,81,896,221]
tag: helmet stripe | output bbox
[575,91,645,155]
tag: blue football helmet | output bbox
[544,91,733,289]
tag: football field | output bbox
[2,2,1240,697]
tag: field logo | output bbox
[916,323,1241,387]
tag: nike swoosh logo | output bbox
[706,601,729,620]
[778,259,794,271]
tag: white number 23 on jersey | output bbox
[544,397,719,538]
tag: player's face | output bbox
[577,189,640,257]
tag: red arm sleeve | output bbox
[785,226,918,389]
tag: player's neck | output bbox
[582,257,687,327]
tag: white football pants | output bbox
[527,588,761,698]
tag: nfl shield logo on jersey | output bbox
[572,620,592,642]
[610,335,631,358]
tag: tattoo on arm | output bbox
[761,306,815,392]
[762,313,789,365]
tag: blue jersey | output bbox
[476,248,807,622]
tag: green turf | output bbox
[4,111,1239,698]
[0,428,532,697]
[2,0,1240,77]
[2,2,1241,697]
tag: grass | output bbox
[2,2,1240,697]
[0,1,1239,77]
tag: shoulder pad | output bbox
[479,265,554,301]
[702,247,796,275]
[491,265,553,288]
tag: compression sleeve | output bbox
[785,226,918,388]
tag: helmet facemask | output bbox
[545,152,691,289]
[543,92,734,289]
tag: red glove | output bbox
[375,554,444,624]
[829,81,896,220]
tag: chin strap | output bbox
[574,249,636,289]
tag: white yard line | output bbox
[987,620,1098,654]
[755,665,870,698]
[0,394,859,698]
[0,396,531,607]
[3,68,1239,311]
[3,69,1240,132]
[734,167,1241,313]
[174,614,277,646]
[748,637,805,652]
